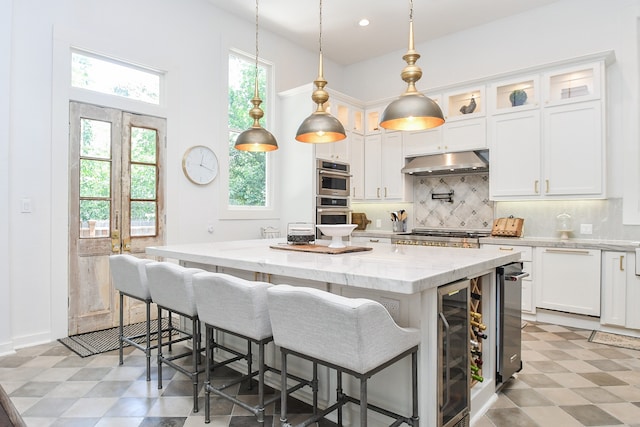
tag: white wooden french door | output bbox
[68,102,166,335]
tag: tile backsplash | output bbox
[413,174,493,230]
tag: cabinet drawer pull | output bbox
[620,255,625,271]
[545,248,590,255]
[545,179,550,194]
[377,187,380,198]
[534,180,539,194]
[498,247,514,251]
[370,239,380,243]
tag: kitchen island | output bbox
[146,239,521,427]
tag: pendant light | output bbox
[379,0,445,131]
[295,0,346,143]
[234,0,278,152]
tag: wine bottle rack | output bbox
[469,276,483,387]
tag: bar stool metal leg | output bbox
[360,377,368,427]
[280,349,288,427]
[157,306,164,390]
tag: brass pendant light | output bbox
[379,0,445,131]
[234,0,278,152]
[295,0,346,143]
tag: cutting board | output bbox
[270,244,373,255]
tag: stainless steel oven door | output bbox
[316,208,351,239]
[317,170,350,197]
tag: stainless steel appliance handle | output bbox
[505,272,529,281]
[318,169,352,177]
[439,311,451,411]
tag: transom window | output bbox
[71,50,162,105]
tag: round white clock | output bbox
[182,145,219,185]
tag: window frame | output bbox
[219,48,279,220]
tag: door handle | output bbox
[123,237,131,252]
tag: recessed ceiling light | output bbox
[358,18,370,27]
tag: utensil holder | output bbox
[392,220,406,232]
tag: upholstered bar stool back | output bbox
[267,284,421,427]
[146,261,204,413]
[194,272,309,424]
[109,254,155,381]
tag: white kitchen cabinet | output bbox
[444,86,485,121]
[535,247,601,316]
[489,74,539,114]
[350,133,365,200]
[489,110,541,198]
[403,118,486,158]
[489,59,607,200]
[314,137,350,162]
[365,106,382,135]
[363,132,409,201]
[601,251,628,327]
[403,128,443,157]
[543,100,603,196]
[601,251,640,330]
[482,244,534,313]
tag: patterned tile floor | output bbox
[0,322,639,426]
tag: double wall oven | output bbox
[316,159,351,238]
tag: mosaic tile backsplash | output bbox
[413,174,494,230]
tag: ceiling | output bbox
[206,0,561,65]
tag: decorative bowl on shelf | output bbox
[315,224,357,249]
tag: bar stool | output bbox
[109,254,159,381]
[145,261,204,413]
[267,285,421,427]
[193,272,312,424]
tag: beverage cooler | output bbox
[437,279,470,427]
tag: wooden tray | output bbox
[270,244,373,255]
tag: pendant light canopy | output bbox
[234,0,278,152]
[295,0,346,144]
[379,0,445,131]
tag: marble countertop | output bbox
[352,230,640,252]
[146,239,521,295]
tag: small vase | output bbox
[509,89,527,107]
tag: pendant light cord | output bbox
[318,0,323,56]
[254,0,259,95]
[409,0,413,22]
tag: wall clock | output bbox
[182,145,219,185]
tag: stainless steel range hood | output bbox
[402,150,489,176]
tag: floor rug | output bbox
[588,330,640,351]
[58,318,172,358]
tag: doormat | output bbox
[58,318,173,358]
[588,330,640,351]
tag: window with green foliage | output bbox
[71,50,161,105]
[228,51,270,208]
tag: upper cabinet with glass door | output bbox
[443,86,485,121]
[543,63,601,106]
[489,75,539,114]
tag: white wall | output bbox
[2,0,344,352]
[0,0,13,354]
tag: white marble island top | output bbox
[146,239,521,294]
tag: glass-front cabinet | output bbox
[490,75,539,114]
[543,63,600,105]
[444,86,485,121]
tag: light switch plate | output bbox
[580,224,593,234]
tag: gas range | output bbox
[391,228,491,248]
